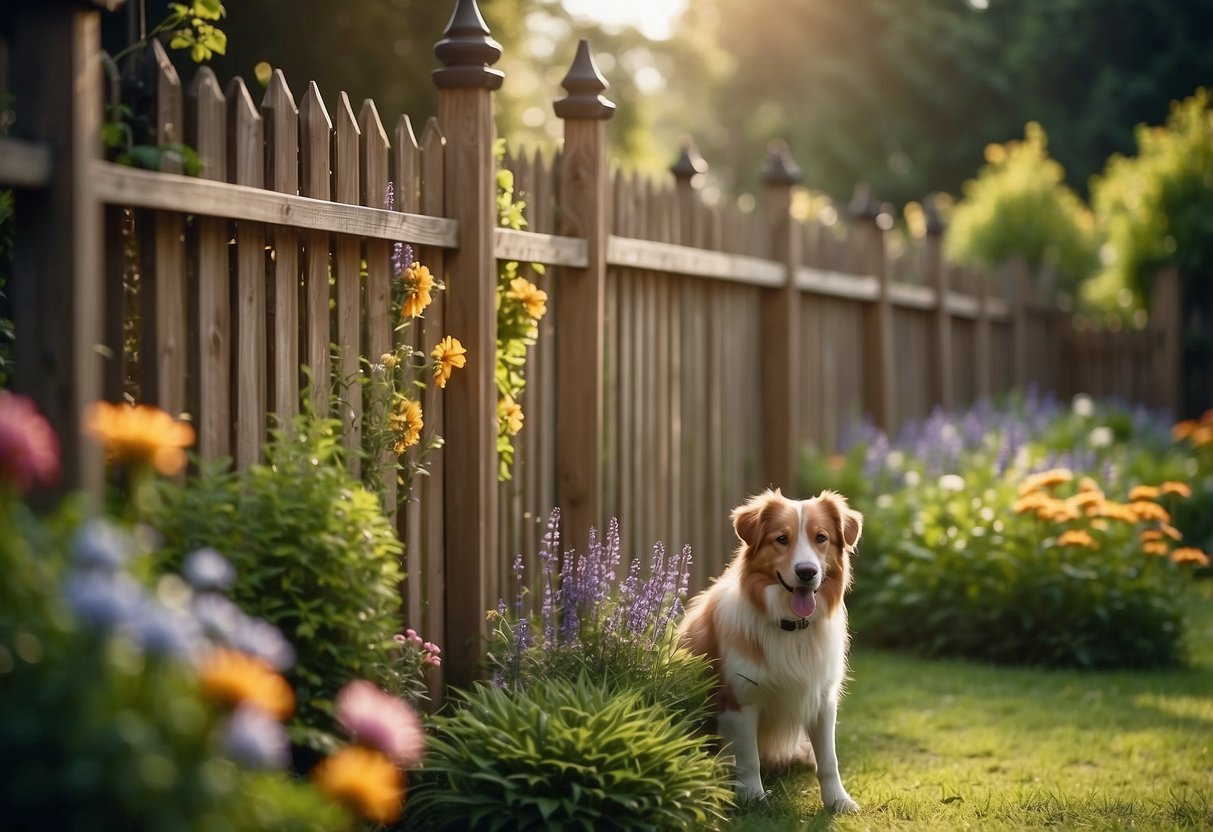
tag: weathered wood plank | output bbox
[226,77,266,470]
[262,70,301,427]
[91,161,458,246]
[187,67,230,462]
[299,82,333,413]
[360,98,391,497]
[494,227,587,267]
[333,92,363,473]
[0,137,53,187]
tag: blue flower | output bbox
[72,518,131,572]
[223,705,290,769]
[65,571,144,630]
[130,601,204,662]
[182,547,236,592]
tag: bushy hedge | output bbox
[150,411,405,748]
[803,393,1210,669]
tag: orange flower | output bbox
[1017,468,1073,497]
[1142,540,1170,557]
[1171,547,1210,567]
[1077,476,1101,493]
[506,276,548,320]
[430,336,467,390]
[389,398,423,454]
[1129,485,1160,502]
[1193,425,1213,447]
[1159,481,1192,498]
[1172,420,1197,442]
[313,746,405,824]
[1066,491,1104,509]
[401,263,435,319]
[1139,529,1163,543]
[84,401,195,475]
[1057,529,1098,549]
[1129,501,1171,524]
[498,394,523,437]
[1013,492,1052,514]
[1098,501,1139,523]
[1160,523,1183,541]
[198,647,295,720]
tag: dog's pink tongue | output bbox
[791,587,816,618]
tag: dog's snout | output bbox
[795,563,819,583]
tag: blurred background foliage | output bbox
[99,0,1213,412]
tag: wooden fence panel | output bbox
[952,317,977,408]
[892,306,934,431]
[333,93,363,474]
[797,293,866,453]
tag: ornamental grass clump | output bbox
[404,675,731,832]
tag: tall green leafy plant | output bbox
[150,409,405,749]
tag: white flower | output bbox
[1072,393,1095,419]
[904,470,921,487]
[939,474,966,493]
[1088,426,1113,448]
[876,494,894,508]
[886,451,905,470]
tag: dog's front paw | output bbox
[821,782,860,813]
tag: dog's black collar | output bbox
[780,618,811,631]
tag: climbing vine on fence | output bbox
[495,140,548,481]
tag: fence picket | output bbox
[226,77,266,470]
[299,82,333,415]
[360,98,393,506]
[262,70,301,427]
[188,67,230,462]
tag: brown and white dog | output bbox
[678,488,863,813]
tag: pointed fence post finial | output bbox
[670,138,708,186]
[923,193,947,236]
[554,39,615,120]
[848,182,881,221]
[759,139,802,186]
[432,0,504,90]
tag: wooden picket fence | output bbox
[0,0,1180,686]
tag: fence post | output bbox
[1009,258,1031,392]
[923,196,954,411]
[759,141,802,491]
[9,0,113,503]
[1150,266,1182,418]
[433,0,503,687]
[850,185,897,434]
[554,39,614,549]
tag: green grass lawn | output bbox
[731,583,1213,831]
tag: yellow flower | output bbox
[1128,485,1160,502]
[198,648,295,720]
[1077,476,1101,493]
[498,394,524,437]
[1160,523,1183,541]
[401,263,435,319]
[1066,490,1104,509]
[389,399,423,453]
[1129,501,1171,524]
[506,277,548,320]
[1013,492,1052,515]
[83,401,195,476]
[1193,425,1213,447]
[1057,529,1098,549]
[431,336,467,390]
[1171,547,1210,567]
[312,746,404,824]
[380,352,400,370]
[1017,468,1073,497]
[1159,481,1192,498]
[1139,529,1163,543]
[1142,540,1170,557]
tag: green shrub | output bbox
[806,395,1209,669]
[946,122,1099,293]
[150,410,405,747]
[404,675,731,832]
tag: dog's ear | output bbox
[818,490,863,552]
[731,490,777,548]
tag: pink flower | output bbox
[0,392,60,493]
[335,680,426,768]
